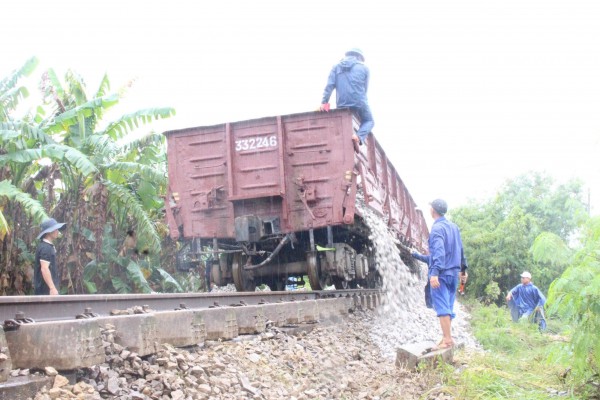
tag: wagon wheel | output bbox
[333,278,350,290]
[210,262,224,287]
[366,270,383,289]
[333,278,358,289]
[232,253,256,292]
[265,278,286,292]
[307,252,329,290]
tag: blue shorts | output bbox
[430,274,458,318]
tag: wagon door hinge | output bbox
[202,186,225,209]
[342,169,358,224]
[295,177,316,220]
[299,190,316,220]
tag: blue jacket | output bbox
[412,218,469,276]
[321,56,370,109]
[428,217,466,277]
[510,283,546,314]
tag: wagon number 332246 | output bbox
[235,135,277,152]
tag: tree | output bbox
[452,172,588,303]
[546,216,600,396]
[496,173,588,241]
[0,58,179,294]
[0,57,53,294]
[530,231,573,292]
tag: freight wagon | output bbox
[163,109,428,291]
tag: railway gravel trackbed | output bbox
[0,289,382,394]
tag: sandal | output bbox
[430,341,454,351]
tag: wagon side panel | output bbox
[165,126,234,239]
[282,110,355,231]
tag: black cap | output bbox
[430,199,448,216]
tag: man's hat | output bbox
[430,199,448,216]
[345,48,365,61]
[521,271,532,279]
[37,218,66,240]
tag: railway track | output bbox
[0,288,383,395]
[0,288,379,324]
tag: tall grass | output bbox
[445,302,582,400]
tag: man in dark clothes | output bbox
[34,218,66,295]
[320,48,374,146]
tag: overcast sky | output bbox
[4,0,600,217]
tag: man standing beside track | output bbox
[412,199,468,350]
[319,48,374,146]
[34,218,66,295]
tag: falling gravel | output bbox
[355,193,479,357]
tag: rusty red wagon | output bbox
[164,109,428,291]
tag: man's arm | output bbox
[428,231,444,277]
[428,230,445,288]
[536,287,546,308]
[321,67,337,104]
[411,252,430,264]
[506,285,519,301]
[40,260,58,295]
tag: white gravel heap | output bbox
[357,194,479,357]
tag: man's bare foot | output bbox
[352,134,360,153]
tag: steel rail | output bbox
[0,289,380,324]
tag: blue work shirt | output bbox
[509,283,546,314]
[412,252,431,265]
[429,217,466,277]
[321,56,370,109]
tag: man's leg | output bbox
[508,299,520,322]
[424,281,433,309]
[354,106,374,144]
[431,275,458,347]
[439,315,453,346]
[537,310,547,332]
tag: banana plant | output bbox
[0,58,54,294]
[37,69,174,293]
[0,57,38,121]
[0,58,177,294]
